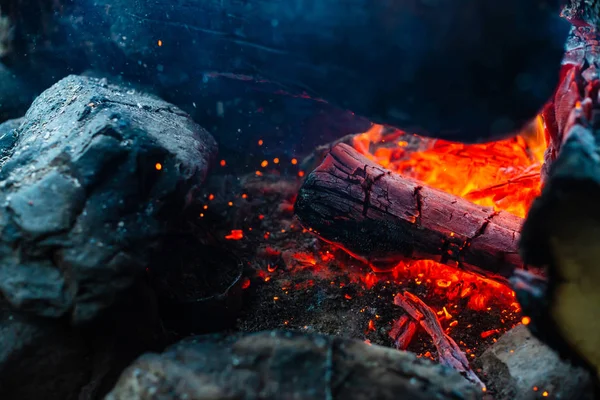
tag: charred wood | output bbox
[562,0,600,28]
[519,25,600,380]
[394,292,484,387]
[294,143,523,282]
[389,314,419,351]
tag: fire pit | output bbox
[0,1,598,400]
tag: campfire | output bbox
[228,122,542,388]
[0,1,599,400]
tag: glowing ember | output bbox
[214,118,549,362]
[225,229,244,240]
[353,117,546,218]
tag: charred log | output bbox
[3,0,569,142]
[562,0,600,28]
[519,25,600,380]
[294,143,523,282]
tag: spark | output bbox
[225,230,243,240]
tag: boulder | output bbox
[476,324,593,399]
[0,75,217,323]
[106,330,480,400]
[0,303,88,400]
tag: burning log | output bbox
[3,0,569,142]
[294,143,523,282]
[393,292,484,388]
[518,24,600,380]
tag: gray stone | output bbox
[0,75,217,323]
[0,117,23,164]
[0,304,89,400]
[476,325,593,399]
[0,280,163,400]
[106,330,480,400]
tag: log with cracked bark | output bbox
[294,143,524,282]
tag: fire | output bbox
[353,116,547,218]
[217,120,548,359]
[346,119,546,342]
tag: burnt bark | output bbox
[394,292,483,387]
[294,143,523,282]
[3,0,570,143]
[518,25,600,380]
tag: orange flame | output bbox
[347,119,546,320]
[353,117,546,218]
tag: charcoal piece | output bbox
[0,75,217,323]
[106,330,480,400]
[562,0,600,27]
[393,292,484,387]
[475,325,593,400]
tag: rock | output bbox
[0,302,89,400]
[0,75,217,323]
[0,280,164,400]
[476,324,593,399]
[0,117,23,164]
[106,330,480,400]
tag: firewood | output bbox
[394,292,484,388]
[389,315,418,351]
[518,25,600,380]
[294,143,523,282]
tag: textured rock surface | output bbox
[0,302,88,400]
[0,281,163,400]
[106,330,479,400]
[476,324,593,399]
[0,75,217,323]
[0,117,23,164]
